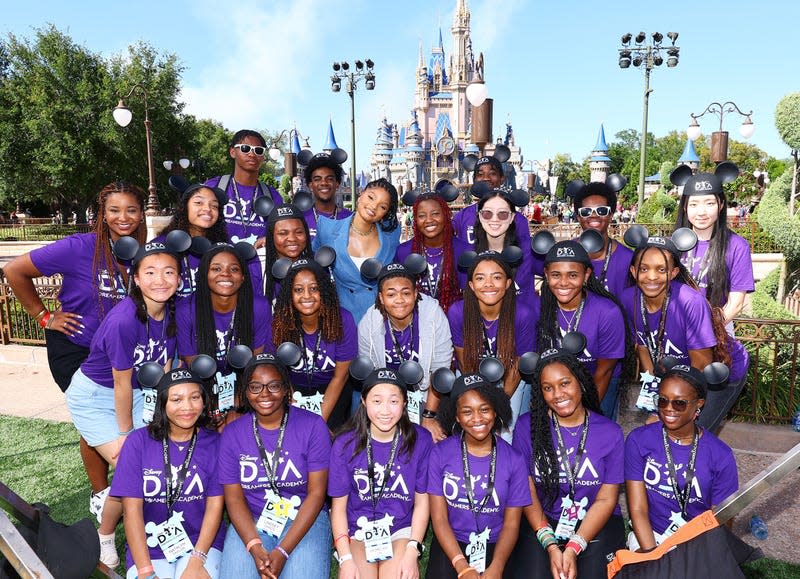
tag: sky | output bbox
[3,0,800,178]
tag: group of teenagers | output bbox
[5,129,753,579]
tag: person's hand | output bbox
[398,545,420,579]
[267,549,287,578]
[254,236,267,250]
[561,546,578,579]
[179,555,211,579]
[547,545,565,579]
[338,558,359,579]
[421,417,446,442]
[482,562,503,579]
[111,434,128,461]
[46,309,84,337]
[250,543,274,579]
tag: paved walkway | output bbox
[1,344,799,564]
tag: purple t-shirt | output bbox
[549,293,626,379]
[426,435,531,543]
[303,206,353,240]
[448,298,539,360]
[80,298,176,389]
[382,311,420,370]
[512,411,624,521]
[151,233,264,299]
[205,176,283,245]
[394,236,472,291]
[680,233,755,304]
[287,308,357,392]
[624,422,738,536]
[110,427,225,567]
[328,425,433,535]
[590,240,634,299]
[30,232,128,348]
[176,295,273,372]
[452,204,531,247]
[621,282,717,368]
[217,407,331,516]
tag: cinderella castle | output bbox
[369,0,523,192]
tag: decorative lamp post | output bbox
[686,101,755,163]
[113,84,160,215]
[618,31,680,208]
[331,59,375,207]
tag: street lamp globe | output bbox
[686,118,702,141]
[268,147,282,162]
[739,117,756,139]
[466,79,488,107]
[112,100,133,127]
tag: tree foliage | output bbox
[775,92,800,151]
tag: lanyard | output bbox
[556,296,586,348]
[638,289,671,367]
[421,246,444,298]
[300,329,322,386]
[661,425,699,517]
[312,206,338,228]
[460,433,497,532]
[386,311,419,365]
[552,410,589,501]
[365,430,400,513]
[144,310,169,363]
[252,410,289,497]
[481,318,497,358]
[683,244,712,287]
[107,240,130,299]
[596,239,614,286]
[218,310,237,368]
[230,179,265,225]
[182,255,195,294]
[162,430,197,517]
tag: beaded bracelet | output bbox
[451,553,466,567]
[190,549,207,563]
[276,545,289,560]
[569,533,588,551]
[246,538,262,553]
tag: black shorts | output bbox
[44,330,89,393]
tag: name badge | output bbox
[256,490,299,538]
[466,527,490,574]
[293,390,324,416]
[142,387,157,424]
[363,518,393,563]
[636,372,660,412]
[407,390,424,425]
[216,371,236,412]
[658,511,688,543]
[554,496,588,540]
[145,513,192,563]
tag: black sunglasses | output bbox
[656,395,697,411]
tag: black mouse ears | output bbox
[461,144,511,173]
[402,179,461,206]
[296,148,348,168]
[254,192,314,218]
[669,161,738,188]
[113,231,192,263]
[272,246,336,280]
[468,181,528,207]
[430,356,508,397]
[360,253,428,282]
[659,359,730,386]
[137,355,217,391]
[604,173,628,193]
[457,247,523,271]
[531,229,604,256]
[349,356,425,390]
[622,225,698,253]
[225,342,305,373]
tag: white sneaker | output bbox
[98,531,119,568]
[89,487,110,524]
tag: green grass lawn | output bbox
[1,414,798,578]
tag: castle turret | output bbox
[323,119,338,154]
[589,124,611,183]
[678,138,700,172]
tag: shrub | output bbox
[638,190,677,223]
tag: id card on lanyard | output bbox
[252,412,296,538]
[362,431,400,563]
[660,425,699,539]
[553,411,589,540]
[636,291,671,412]
[460,434,496,573]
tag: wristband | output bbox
[276,545,289,560]
[568,533,588,551]
[451,553,465,567]
[33,309,47,320]
[246,538,262,553]
[337,553,353,564]
[457,567,476,578]
[190,548,207,562]
[143,575,156,579]
[565,540,583,556]
[118,428,134,436]
[334,533,350,545]
[137,565,154,575]
[421,409,438,419]
[39,311,52,329]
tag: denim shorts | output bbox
[65,368,144,447]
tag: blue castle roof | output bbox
[678,139,700,164]
[324,120,338,151]
[290,130,301,155]
[593,124,608,152]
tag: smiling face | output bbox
[475,164,503,188]
[456,389,496,444]
[379,276,417,325]
[478,195,513,240]
[631,248,678,302]
[105,192,143,240]
[133,253,180,306]
[186,187,220,235]
[540,362,584,424]
[365,382,405,440]
[657,376,704,436]
[577,194,612,239]
[414,198,445,243]
[308,166,339,203]
[291,269,322,318]
[357,185,391,225]
[229,135,266,174]
[207,251,244,298]
[246,364,288,424]
[545,261,591,310]
[685,194,720,236]
[469,259,512,308]
[165,382,204,436]
[273,218,308,259]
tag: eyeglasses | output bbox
[247,381,286,395]
[577,206,612,218]
[656,396,697,411]
[479,209,512,221]
[233,144,267,156]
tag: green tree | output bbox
[775,92,800,215]
[550,153,589,199]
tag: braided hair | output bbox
[410,193,461,313]
[272,263,343,345]
[193,246,255,360]
[528,354,601,510]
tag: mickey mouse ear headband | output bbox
[458,247,524,271]
[670,162,739,197]
[461,145,511,173]
[402,179,460,205]
[225,342,305,375]
[273,246,337,280]
[297,148,348,168]
[469,182,528,207]
[430,355,516,399]
[360,254,428,283]
[349,356,425,391]
[660,360,730,392]
[623,225,698,254]
[565,173,628,202]
[531,230,604,265]
[113,231,192,265]
[267,202,308,226]
[137,355,217,393]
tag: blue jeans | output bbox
[698,371,749,433]
[503,381,530,443]
[219,510,331,579]
[600,376,621,421]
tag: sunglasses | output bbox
[233,143,267,156]
[577,206,611,218]
[479,209,512,221]
[656,395,697,411]
[247,381,286,395]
